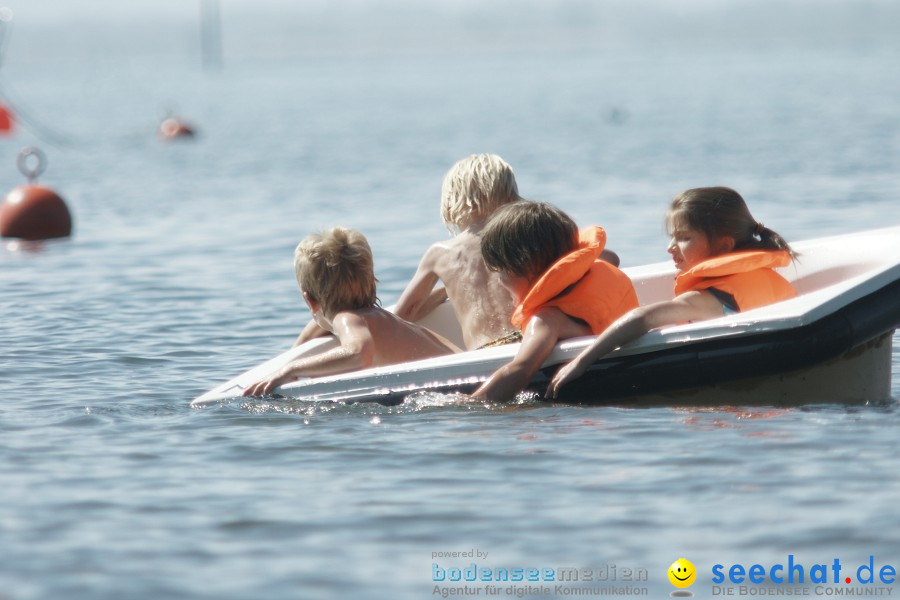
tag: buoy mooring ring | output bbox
[0,148,72,241]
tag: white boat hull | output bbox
[193,225,900,407]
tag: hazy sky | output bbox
[2,0,898,65]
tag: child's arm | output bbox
[545,291,724,399]
[417,287,450,320]
[243,312,375,396]
[471,307,582,403]
[394,246,445,322]
[292,319,331,348]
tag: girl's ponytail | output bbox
[755,222,797,259]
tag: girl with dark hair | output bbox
[546,187,797,399]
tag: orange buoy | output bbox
[0,148,72,241]
[0,103,13,135]
[159,116,195,141]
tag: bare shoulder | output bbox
[330,309,371,332]
[641,290,725,327]
[422,235,475,275]
[348,305,410,329]
[527,306,591,340]
[673,290,726,314]
[424,238,454,259]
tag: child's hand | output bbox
[544,360,588,400]
[242,372,289,397]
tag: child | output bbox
[290,154,519,350]
[243,227,460,397]
[470,201,639,403]
[545,186,797,399]
[394,153,621,350]
[392,154,523,350]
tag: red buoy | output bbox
[159,116,195,141]
[0,185,72,240]
[0,148,72,241]
[0,103,13,135]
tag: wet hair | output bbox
[481,200,579,282]
[440,154,521,231]
[294,227,378,315]
[667,187,796,258]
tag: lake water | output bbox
[1,1,899,599]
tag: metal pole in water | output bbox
[200,0,223,71]
[0,6,13,68]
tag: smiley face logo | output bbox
[668,558,696,588]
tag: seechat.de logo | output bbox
[668,558,696,597]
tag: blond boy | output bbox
[393,154,523,349]
[244,228,460,397]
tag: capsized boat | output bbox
[192,225,900,407]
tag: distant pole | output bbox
[0,7,13,69]
[200,0,223,71]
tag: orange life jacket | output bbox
[511,226,639,334]
[674,250,797,311]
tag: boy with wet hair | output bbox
[393,154,523,350]
[243,227,460,397]
[471,201,638,403]
[396,153,621,349]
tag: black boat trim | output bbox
[362,277,899,405]
[544,277,900,403]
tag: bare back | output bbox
[426,231,516,349]
[242,304,460,396]
[348,306,461,365]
